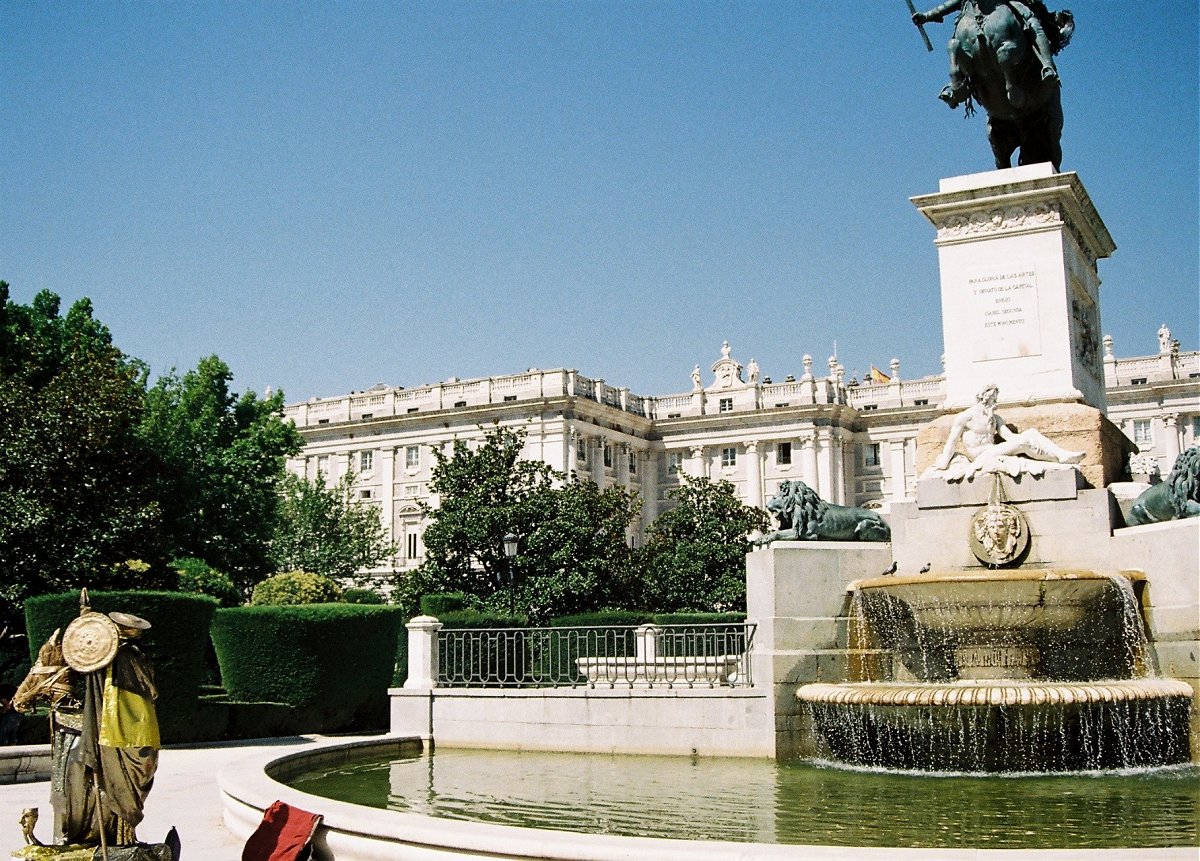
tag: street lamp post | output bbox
[502,532,519,616]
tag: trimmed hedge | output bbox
[211,604,405,732]
[24,591,219,743]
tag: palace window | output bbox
[576,437,587,464]
[667,413,682,419]
[316,455,330,475]
[603,444,613,468]
[667,452,683,474]
[1130,377,1148,386]
[1133,419,1153,445]
[628,453,637,475]
[861,404,878,411]
[863,443,881,467]
[914,399,929,406]
[407,533,419,560]
[404,484,420,497]
[405,445,420,468]
[503,395,517,402]
[360,413,373,420]
[719,397,734,413]
[359,450,373,472]
[721,447,737,468]
[777,442,792,465]
[358,489,373,500]
[454,400,467,407]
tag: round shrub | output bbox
[251,571,343,606]
[24,590,219,743]
[211,604,405,732]
[343,587,386,605]
[174,557,242,607]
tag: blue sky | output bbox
[3,2,1196,402]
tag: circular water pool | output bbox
[289,746,1199,850]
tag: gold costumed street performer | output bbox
[11,590,176,861]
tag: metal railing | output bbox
[437,622,756,689]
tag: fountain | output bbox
[797,568,1194,772]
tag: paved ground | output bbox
[0,736,344,860]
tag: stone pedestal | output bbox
[745,541,893,759]
[911,164,1115,411]
[914,401,1136,489]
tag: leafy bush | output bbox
[251,571,343,606]
[420,592,474,616]
[24,590,219,743]
[210,604,405,732]
[344,587,386,605]
[174,557,242,607]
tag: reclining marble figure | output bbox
[928,384,1085,482]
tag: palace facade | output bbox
[283,326,1200,576]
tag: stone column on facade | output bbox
[801,434,819,491]
[745,440,764,509]
[889,439,908,502]
[379,447,397,562]
[616,443,630,487]
[689,445,707,479]
[566,428,578,477]
[594,379,606,404]
[830,432,846,505]
[815,430,834,500]
[641,450,659,529]
[593,438,606,491]
[1162,413,1181,464]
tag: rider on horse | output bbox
[914,0,1069,109]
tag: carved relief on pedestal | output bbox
[937,202,1061,240]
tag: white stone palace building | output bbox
[284,326,1199,575]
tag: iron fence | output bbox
[436,622,756,689]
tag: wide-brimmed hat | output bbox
[107,612,151,631]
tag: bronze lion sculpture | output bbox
[757,480,891,544]
[1128,446,1200,526]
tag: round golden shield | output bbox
[62,612,120,673]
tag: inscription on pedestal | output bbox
[967,267,1042,361]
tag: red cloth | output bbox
[242,800,324,861]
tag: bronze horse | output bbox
[917,1,1073,171]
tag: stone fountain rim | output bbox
[847,568,1147,593]
[797,678,1194,707]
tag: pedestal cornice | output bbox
[911,170,1115,260]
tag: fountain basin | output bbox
[219,736,1200,857]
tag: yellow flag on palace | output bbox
[869,366,891,384]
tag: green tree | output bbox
[270,471,397,583]
[0,285,166,630]
[634,474,769,613]
[400,426,639,621]
[140,356,303,590]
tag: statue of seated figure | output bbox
[928,384,1085,482]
